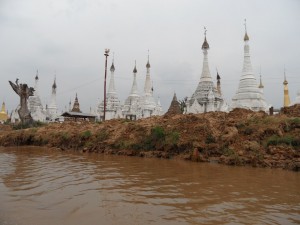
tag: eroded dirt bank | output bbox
[1,107,300,171]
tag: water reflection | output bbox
[0,146,299,225]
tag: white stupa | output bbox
[97,60,122,120]
[291,90,300,106]
[28,70,46,122]
[231,20,270,112]
[186,27,228,113]
[47,77,59,121]
[122,62,141,120]
[139,53,164,118]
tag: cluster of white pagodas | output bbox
[10,71,59,123]
[96,54,163,120]
[186,21,272,114]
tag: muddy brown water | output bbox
[0,146,299,225]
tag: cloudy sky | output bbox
[0,0,299,114]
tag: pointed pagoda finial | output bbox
[151,80,154,92]
[52,73,57,89]
[216,68,220,80]
[258,66,264,88]
[202,26,209,50]
[110,53,115,72]
[133,60,137,73]
[35,70,39,80]
[146,49,150,68]
[244,19,249,41]
[283,66,288,85]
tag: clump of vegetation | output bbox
[81,130,92,140]
[205,133,216,144]
[12,121,46,130]
[60,132,70,141]
[222,147,235,156]
[96,130,109,142]
[267,135,300,147]
[151,126,166,142]
[166,131,180,145]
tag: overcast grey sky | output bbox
[0,0,299,113]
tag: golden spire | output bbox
[244,19,249,41]
[283,67,291,107]
[0,101,8,122]
[1,102,5,112]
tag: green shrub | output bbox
[12,121,46,130]
[81,130,92,139]
[151,126,165,141]
[222,147,235,156]
[205,133,216,144]
[96,130,109,142]
[267,135,300,147]
[61,132,70,141]
[167,131,180,145]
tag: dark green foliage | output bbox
[267,135,300,147]
[205,133,216,144]
[151,126,166,141]
[222,147,235,156]
[96,130,109,142]
[243,127,254,135]
[12,121,46,130]
[167,131,180,145]
[81,130,92,139]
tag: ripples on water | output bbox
[0,146,299,225]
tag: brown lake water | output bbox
[0,146,299,225]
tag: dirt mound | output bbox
[281,104,300,117]
[0,109,299,171]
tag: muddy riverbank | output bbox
[0,108,300,171]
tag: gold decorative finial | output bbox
[283,65,287,84]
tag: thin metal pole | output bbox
[103,49,109,121]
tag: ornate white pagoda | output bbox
[122,62,141,120]
[186,28,228,113]
[139,54,163,118]
[46,77,59,121]
[97,61,123,120]
[28,71,46,122]
[231,21,270,112]
[291,90,300,105]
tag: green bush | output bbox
[12,121,46,130]
[222,147,235,156]
[96,130,109,142]
[205,133,216,144]
[267,135,300,147]
[167,131,180,145]
[151,126,165,141]
[81,130,92,139]
[61,132,70,141]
